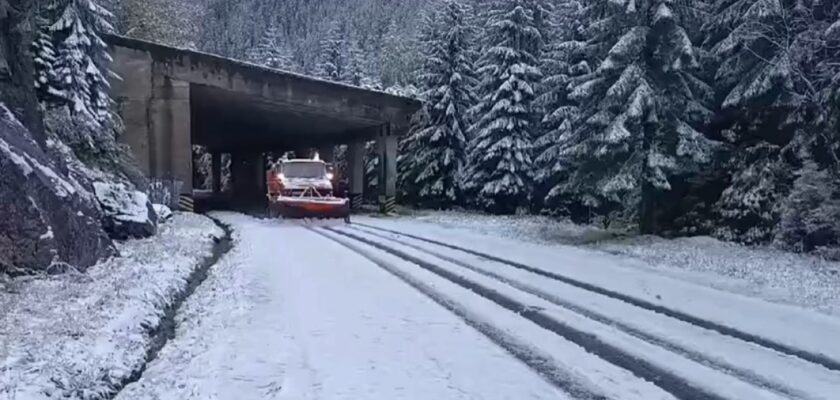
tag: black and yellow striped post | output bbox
[178,193,195,212]
[350,193,364,210]
[380,195,397,215]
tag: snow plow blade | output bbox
[270,197,351,221]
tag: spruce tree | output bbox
[775,158,840,254]
[401,0,478,208]
[380,17,418,88]
[533,0,589,212]
[397,108,430,203]
[246,25,295,71]
[562,0,716,232]
[706,0,840,244]
[315,20,347,82]
[703,0,796,111]
[702,0,797,242]
[364,140,379,201]
[36,0,115,124]
[345,40,374,87]
[397,9,441,205]
[32,17,58,100]
[465,0,542,214]
[522,0,554,60]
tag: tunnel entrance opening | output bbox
[107,34,420,214]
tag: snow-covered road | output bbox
[119,213,840,400]
[118,213,568,400]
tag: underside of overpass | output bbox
[107,34,420,212]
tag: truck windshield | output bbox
[282,162,326,178]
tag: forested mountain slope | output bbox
[64,0,840,259]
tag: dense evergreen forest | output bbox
[16,0,840,259]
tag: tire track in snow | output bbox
[323,226,736,400]
[355,222,840,373]
[309,226,608,400]
[346,225,812,400]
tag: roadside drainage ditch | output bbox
[109,216,234,398]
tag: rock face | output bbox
[0,105,116,275]
[93,182,158,240]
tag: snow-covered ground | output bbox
[8,210,837,399]
[339,222,840,399]
[396,210,840,316]
[115,212,840,400]
[0,213,223,399]
[117,212,566,400]
[353,217,840,364]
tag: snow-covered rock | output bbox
[93,182,158,240]
[0,104,115,274]
[153,204,173,223]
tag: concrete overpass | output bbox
[106,34,420,211]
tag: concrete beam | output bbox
[106,35,420,128]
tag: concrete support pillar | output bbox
[377,124,398,214]
[149,76,192,194]
[211,152,222,194]
[347,141,365,210]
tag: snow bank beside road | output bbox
[356,217,840,368]
[403,209,622,245]
[0,213,223,399]
[594,235,840,316]
[389,210,840,316]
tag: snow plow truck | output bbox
[266,156,351,222]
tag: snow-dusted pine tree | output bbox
[396,10,441,205]
[464,0,542,214]
[714,142,789,244]
[706,0,840,244]
[522,0,554,61]
[399,0,478,208]
[380,17,420,88]
[772,4,840,256]
[364,140,379,201]
[533,0,589,212]
[192,145,214,190]
[36,0,115,124]
[398,107,430,203]
[775,158,840,255]
[32,16,58,100]
[246,25,295,71]
[703,0,798,112]
[562,0,716,232]
[345,40,375,87]
[315,20,347,82]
